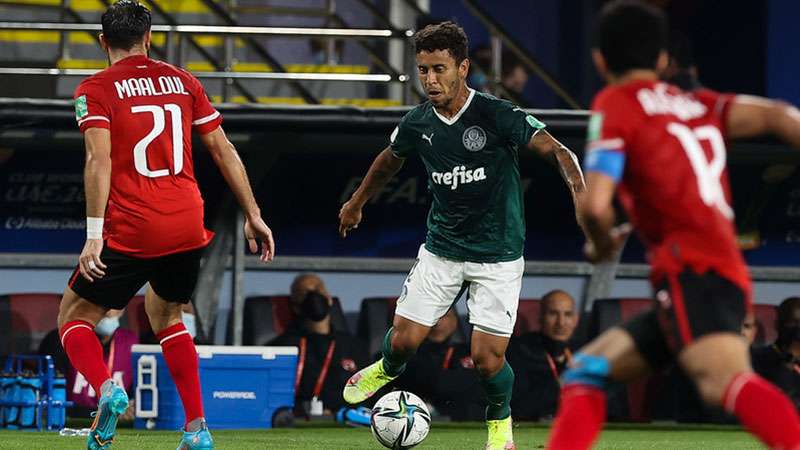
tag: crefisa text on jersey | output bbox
[114,76,189,100]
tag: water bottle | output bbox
[50,376,67,430]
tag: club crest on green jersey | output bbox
[462,126,487,152]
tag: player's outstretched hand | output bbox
[245,215,275,262]
[339,199,363,238]
[79,239,107,282]
[584,223,632,263]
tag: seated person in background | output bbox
[741,312,757,346]
[665,312,761,423]
[752,297,800,410]
[269,273,368,418]
[38,308,138,420]
[139,302,200,344]
[394,308,484,421]
[507,290,577,420]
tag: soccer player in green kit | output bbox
[340,22,586,450]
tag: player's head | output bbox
[592,0,668,82]
[99,0,152,54]
[540,290,577,343]
[412,21,469,108]
[290,273,333,323]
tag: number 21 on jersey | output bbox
[667,123,734,220]
[131,104,183,178]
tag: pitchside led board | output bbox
[0,102,798,266]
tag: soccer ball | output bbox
[370,391,431,449]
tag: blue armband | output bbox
[584,149,626,183]
[562,353,610,389]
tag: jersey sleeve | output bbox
[693,88,736,138]
[583,91,638,182]
[494,99,546,148]
[389,113,417,159]
[187,73,223,135]
[74,79,111,133]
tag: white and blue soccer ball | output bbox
[370,391,431,449]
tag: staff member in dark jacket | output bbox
[752,297,800,411]
[269,273,369,418]
[395,308,484,420]
[507,290,578,420]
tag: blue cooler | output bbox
[132,345,297,430]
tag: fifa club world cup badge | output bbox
[462,125,486,152]
[75,95,89,120]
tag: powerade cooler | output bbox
[132,345,297,430]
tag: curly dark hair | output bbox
[101,0,152,51]
[412,21,468,63]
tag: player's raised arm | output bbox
[724,95,800,147]
[79,127,112,281]
[339,147,405,237]
[200,126,275,262]
[529,131,587,197]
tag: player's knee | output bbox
[691,370,739,407]
[562,353,611,389]
[472,352,504,378]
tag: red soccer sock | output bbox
[59,320,112,394]
[157,323,204,428]
[546,384,607,450]
[723,372,800,450]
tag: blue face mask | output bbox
[182,312,197,339]
[95,316,120,337]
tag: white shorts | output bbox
[394,244,524,337]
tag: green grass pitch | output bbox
[0,423,764,449]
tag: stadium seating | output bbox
[753,303,778,345]
[512,299,541,336]
[124,295,150,336]
[239,295,349,346]
[0,293,61,354]
[591,297,660,422]
[357,297,398,356]
[356,297,468,357]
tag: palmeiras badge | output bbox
[462,125,486,152]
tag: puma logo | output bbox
[422,133,434,146]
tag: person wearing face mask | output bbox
[506,290,577,420]
[268,273,369,419]
[38,308,139,419]
[752,297,800,411]
[139,303,200,344]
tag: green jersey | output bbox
[390,89,546,263]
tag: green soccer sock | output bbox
[481,360,514,420]
[380,327,408,377]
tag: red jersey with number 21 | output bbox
[74,55,222,258]
[587,80,750,295]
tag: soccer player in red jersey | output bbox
[56,2,274,449]
[547,2,800,449]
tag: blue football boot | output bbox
[176,421,214,450]
[87,381,129,450]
